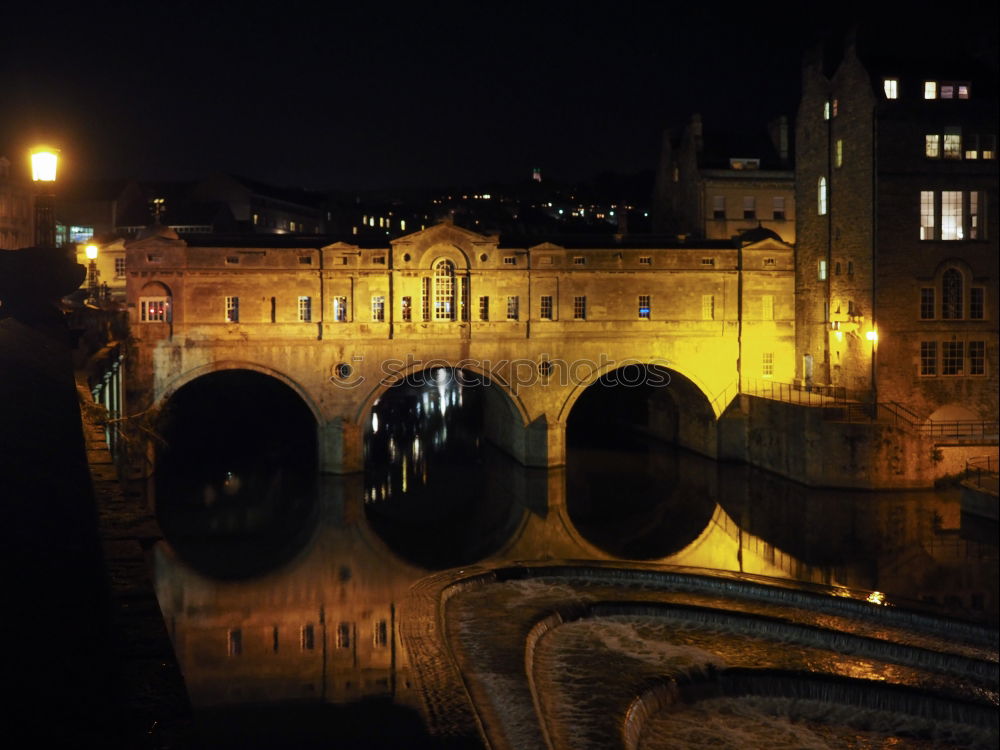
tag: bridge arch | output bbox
[559,359,720,458]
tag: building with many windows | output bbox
[795,34,998,424]
[0,156,33,249]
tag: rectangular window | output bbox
[969,341,985,375]
[712,195,725,219]
[140,297,168,322]
[762,294,774,321]
[943,127,962,159]
[958,84,970,99]
[270,296,276,323]
[847,260,854,275]
[701,257,715,267]
[835,139,843,167]
[942,341,964,375]
[883,78,898,99]
[772,196,785,220]
[941,191,963,240]
[228,629,242,657]
[539,295,553,320]
[983,135,996,159]
[336,623,351,649]
[818,260,827,280]
[762,352,774,377]
[573,256,586,265]
[920,191,936,239]
[333,296,348,322]
[969,191,980,239]
[225,296,239,323]
[742,196,755,219]
[401,296,412,322]
[460,277,469,321]
[301,624,315,651]
[503,256,517,265]
[924,81,937,99]
[573,295,586,320]
[823,100,831,119]
[114,257,126,278]
[506,296,519,320]
[298,296,312,322]
[925,134,941,158]
[638,294,651,319]
[701,294,715,321]
[920,342,937,375]
[940,84,954,99]
[298,255,312,265]
[964,134,979,159]
[764,257,776,267]
[371,295,385,322]
[422,277,431,320]
[920,288,935,319]
[970,287,984,319]
[374,620,388,648]
[478,295,489,321]
[639,256,652,265]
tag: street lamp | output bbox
[85,244,99,303]
[30,146,59,247]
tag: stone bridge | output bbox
[125,222,794,472]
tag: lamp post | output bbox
[85,244,99,303]
[30,146,59,247]
[866,326,879,406]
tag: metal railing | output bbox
[739,377,858,406]
[965,456,999,493]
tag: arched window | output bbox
[818,177,828,215]
[941,268,963,319]
[433,260,455,320]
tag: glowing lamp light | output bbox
[85,244,99,260]
[866,330,879,342]
[30,147,59,182]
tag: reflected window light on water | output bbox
[866,591,889,606]
[371,412,379,434]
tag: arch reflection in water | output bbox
[363,368,526,569]
[154,369,319,579]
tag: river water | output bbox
[150,369,999,748]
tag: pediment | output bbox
[391,220,497,247]
[528,242,565,252]
[322,241,361,251]
[741,236,792,252]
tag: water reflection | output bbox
[150,367,997,744]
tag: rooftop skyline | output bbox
[2,2,996,191]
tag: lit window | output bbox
[964,135,979,160]
[301,624,315,651]
[818,177,828,215]
[573,295,586,320]
[298,296,312,322]
[941,84,955,99]
[969,192,980,239]
[225,296,239,322]
[433,260,455,320]
[942,341,964,375]
[140,296,169,322]
[228,629,242,657]
[942,269,963,319]
[478,295,489,321]
[943,127,962,159]
[114,257,126,278]
[332,296,348,322]
[969,341,985,375]
[762,352,774,377]
[920,341,937,375]
[920,288,935,319]
[371,295,385,322]
[958,84,970,99]
[638,295,650,319]
[336,623,351,649]
[823,101,831,120]
[835,139,843,168]
[925,134,941,158]
[772,196,785,220]
[941,191,963,239]
[506,296,519,320]
[970,287,984,319]
[712,195,725,219]
[639,256,652,265]
[831,99,839,117]
[762,295,774,321]
[920,191,935,239]
[701,294,715,321]
[742,196,755,219]
[818,260,827,280]
[540,295,553,320]
[924,81,937,99]
[982,135,996,159]
[401,296,412,322]
[883,78,899,99]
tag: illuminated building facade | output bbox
[0,156,33,249]
[796,36,998,424]
[653,114,796,244]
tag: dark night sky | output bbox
[2,1,996,191]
